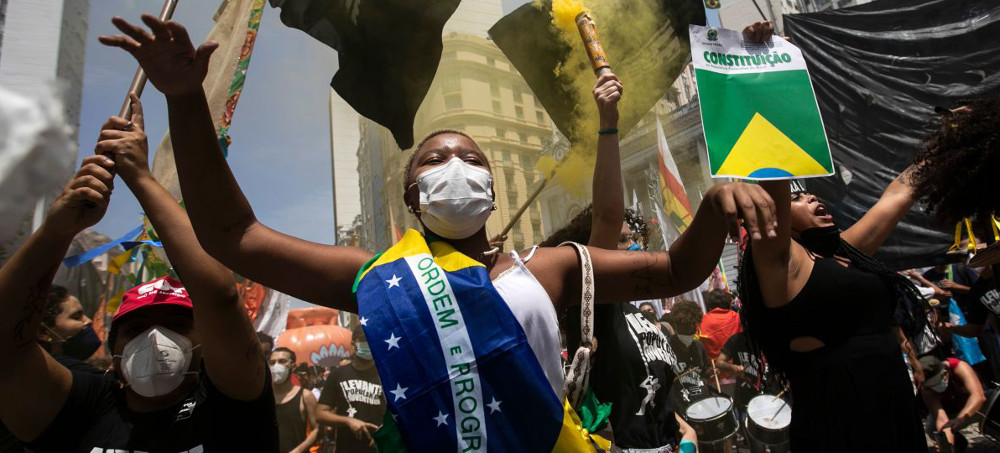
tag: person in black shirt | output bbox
[0,97,277,452]
[665,300,711,376]
[271,347,319,453]
[0,285,105,452]
[716,332,787,453]
[317,325,385,452]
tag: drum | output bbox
[979,389,1000,443]
[684,395,739,443]
[746,393,792,445]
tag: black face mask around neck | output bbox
[796,225,842,257]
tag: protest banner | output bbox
[690,24,833,180]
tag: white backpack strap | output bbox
[560,241,596,409]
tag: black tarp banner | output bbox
[784,0,1000,269]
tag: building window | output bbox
[519,133,528,143]
[490,82,500,98]
[496,128,507,139]
[513,86,523,104]
[534,97,542,108]
[492,100,502,114]
[515,106,524,119]
[444,94,462,110]
[532,219,542,237]
[536,111,545,123]
[441,76,461,93]
[504,169,515,186]
[507,192,518,209]
[487,57,495,67]
[502,150,512,165]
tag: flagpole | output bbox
[490,176,551,244]
[118,0,180,119]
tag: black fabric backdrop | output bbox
[784,0,1000,269]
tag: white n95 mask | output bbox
[117,326,199,398]
[417,157,494,239]
[271,363,291,384]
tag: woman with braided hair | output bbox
[737,175,928,451]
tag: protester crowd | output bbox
[0,11,999,453]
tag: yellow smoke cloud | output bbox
[532,0,688,200]
[551,0,588,36]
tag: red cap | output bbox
[113,276,193,323]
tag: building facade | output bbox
[0,0,90,137]
[355,30,553,252]
[0,0,91,262]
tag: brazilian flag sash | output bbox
[353,229,608,452]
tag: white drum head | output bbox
[747,394,792,430]
[686,396,732,420]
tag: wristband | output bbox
[679,440,696,453]
[598,127,618,135]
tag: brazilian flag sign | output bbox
[690,25,834,180]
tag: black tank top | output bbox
[276,388,307,453]
[755,257,896,374]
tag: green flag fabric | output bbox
[690,25,833,180]
[269,0,461,149]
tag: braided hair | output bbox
[738,232,928,377]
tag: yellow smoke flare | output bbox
[551,0,588,35]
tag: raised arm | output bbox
[841,165,918,256]
[588,72,625,250]
[533,182,775,307]
[100,95,265,401]
[0,157,115,440]
[99,16,372,311]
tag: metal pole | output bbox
[118,0,180,119]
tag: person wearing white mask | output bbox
[0,95,277,451]
[665,300,711,376]
[99,15,778,451]
[271,347,319,453]
[316,325,385,452]
[920,355,986,452]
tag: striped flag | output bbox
[655,118,694,234]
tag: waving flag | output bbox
[152,0,267,198]
[355,230,607,452]
[655,118,693,234]
[269,0,461,149]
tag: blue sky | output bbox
[81,0,529,307]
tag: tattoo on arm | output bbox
[629,253,658,299]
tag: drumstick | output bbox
[772,389,787,401]
[676,367,701,380]
[710,360,722,393]
[771,396,789,420]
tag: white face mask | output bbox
[930,373,949,393]
[677,334,695,347]
[416,157,494,239]
[116,326,198,398]
[270,363,291,384]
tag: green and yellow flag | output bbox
[690,25,833,180]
